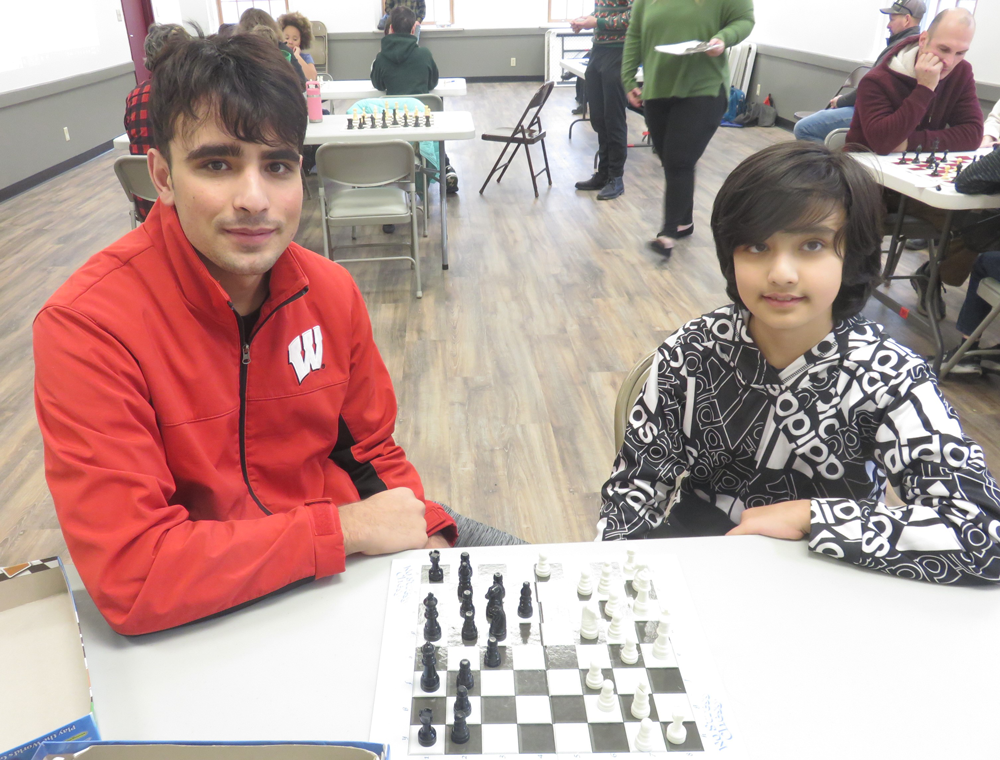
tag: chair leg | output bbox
[480,142,513,194]
[352,226,357,241]
[524,143,539,198]
[941,298,1000,378]
[540,138,552,186]
[130,208,137,230]
[423,167,429,238]
[410,191,422,299]
[495,142,523,184]
[320,197,331,260]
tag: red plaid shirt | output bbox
[124,81,155,221]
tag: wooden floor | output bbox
[2,81,999,564]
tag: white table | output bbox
[559,59,644,139]
[319,78,466,102]
[305,111,476,270]
[73,537,1000,757]
[113,133,130,150]
[849,149,1000,374]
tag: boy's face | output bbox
[733,210,845,340]
[283,26,301,48]
[149,111,303,278]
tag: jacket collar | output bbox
[141,201,310,326]
[886,25,920,48]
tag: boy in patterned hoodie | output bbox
[598,141,1000,585]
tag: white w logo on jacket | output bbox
[288,326,323,383]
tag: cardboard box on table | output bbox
[30,742,388,760]
[0,558,100,760]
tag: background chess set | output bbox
[371,545,745,759]
[885,147,993,191]
[347,106,436,130]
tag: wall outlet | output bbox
[756,84,760,96]
[510,57,516,67]
[63,127,70,141]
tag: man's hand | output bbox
[982,135,998,148]
[627,87,643,109]
[725,500,812,540]
[339,487,429,556]
[705,38,725,57]
[827,96,840,109]
[915,51,944,91]
[424,533,450,549]
[570,15,597,33]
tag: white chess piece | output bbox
[652,619,671,660]
[620,633,639,665]
[632,566,651,593]
[535,553,551,578]
[586,660,604,690]
[605,587,623,617]
[666,714,687,745]
[580,601,600,640]
[577,569,594,596]
[597,562,613,595]
[634,717,657,751]
[624,548,637,579]
[597,679,617,712]
[632,585,652,617]
[607,609,625,641]
[630,681,650,719]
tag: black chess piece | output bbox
[488,603,506,641]
[897,151,908,164]
[451,712,470,745]
[461,588,475,617]
[381,109,388,128]
[392,107,399,126]
[485,635,502,668]
[347,115,354,130]
[461,608,478,642]
[914,145,922,163]
[425,111,433,127]
[428,550,443,582]
[457,553,473,600]
[457,658,475,691]
[517,582,533,618]
[357,113,365,129]
[424,600,441,642]
[454,685,472,719]
[420,641,440,692]
[492,572,505,595]
[485,584,503,621]
[418,709,437,747]
[370,113,376,128]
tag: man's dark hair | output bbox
[711,141,884,322]
[149,33,307,163]
[390,6,416,35]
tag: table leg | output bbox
[883,194,908,279]
[440,139,448,270]
[927,210,952,375]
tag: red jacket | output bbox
[33,202,456,635]
[846,39,983,155]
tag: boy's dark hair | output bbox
[236,7,280,35]
[149,33,307,162]
[711,141,884,322]
[390,6,416,35]
[277,11,314,49]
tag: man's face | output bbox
[918,20,974,79]
[733,210,845,343]
[887,12,913,36]
[149,113,302,278]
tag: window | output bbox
[217,0,289,26]
[423,0,454,25]
[549,0,589,24]
[921,0,977,27]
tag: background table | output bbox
[74,536,1000,757]
[320,78,467,103]
[305,111,476,270]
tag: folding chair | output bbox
[479,81,554,198]
[613,350,657,452]
[316,140,423,298]
[824,128,849,151]
[941,277,1000,378]
[793,65,871,122]
[308,20,327,74]
[113,155,158,229]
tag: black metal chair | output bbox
[479,81,555,198]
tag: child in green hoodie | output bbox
[371,6,439,96]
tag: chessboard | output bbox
[347,108,436,131]
[892,150,980,187]
[370,545,745,759]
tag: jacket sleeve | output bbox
[715,0,754,48]
[427,52,439,91]
[837,87,857,109]
[909,69,983,152]
[809,366,1000,584]
[371,55,385,90]
[33,306,349,636]
[985,98,1000,141]
[339,281,457,543]
[414,0,426,21]
[620,0,643,93]
[599,345,691,540]
[853,73,934,154]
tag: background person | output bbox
[237,8,307,89]
[278,11,318,81]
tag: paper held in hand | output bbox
[655,39,717,55]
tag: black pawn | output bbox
[424,605,441,642]
[485,635,502,668]
[428,550,443,582]
[451,713,470,745]
[517,582,533,618]
[417,709,436,747]
[454,685,471,719]
[457,658,475,691]
[460,588,475,617]
[461,608,478,642]
[489,603,506,641]
[420,642,439,692]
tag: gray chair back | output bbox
[825,128,849,151]
[316,140,415,188]
[614,351,657,452]
[308,20,327,71]
[114,155,158,203]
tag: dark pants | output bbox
[956,250,1000,336]
[586,45,628,179]
[644,88,728,236]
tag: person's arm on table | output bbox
[620,0,644,109]
[853,72,934,154]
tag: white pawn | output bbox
[585,660,604,690]
[623,548,637,579]
[597,562,613,595]
[632,584,652,617]
[580,601,600,640]
[666,714,687,745]
[577,569,594,596]
[607,609,625,641]
[535,553,551,578]
[633,566,651,592]
[620,633,639,665]
[630,681,650,719]
[605,587,623,617]
[597,679,617,712]
[634,717,657,752]
[651,619,671,660]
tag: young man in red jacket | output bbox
[33,34,480,636]
[846,7,982,155]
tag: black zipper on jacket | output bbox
[232,286,309,516]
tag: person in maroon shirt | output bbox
[846,7,982,155]
[124,24,189,222]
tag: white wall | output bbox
[749,0,887,63]
[291,0,549,33]
[965,0,1000,86]
[0,0,131,94]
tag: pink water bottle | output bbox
[306,81,323,123]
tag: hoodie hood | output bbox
[380,33,420,65]
[888,41,920,79]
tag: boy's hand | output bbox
[627,87,643,109]
[726,500,811,540]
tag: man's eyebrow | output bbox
[262,148,301,162]
[186,143,243,162]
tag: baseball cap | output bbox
[880,0,926,20]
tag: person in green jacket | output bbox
[371,6,439,96]
[622,0,754,255]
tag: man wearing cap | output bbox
[794,0,924,144]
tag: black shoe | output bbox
[575,173,607,191]
[937,343,982,375]
[445,165,459,194]
[980,344,1000,373]
[911,262,946,318]
[597,177,625,200]
[905,238,929,250]
[572,104,586,115]
[382,224,396,234]
[658,225,695,240]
